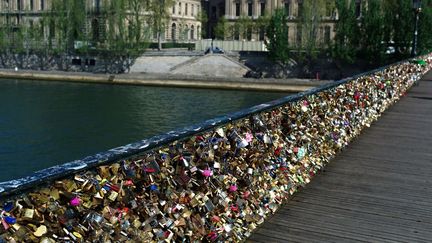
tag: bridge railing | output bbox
[0,55,431,242]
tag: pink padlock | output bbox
[70,197,81,206]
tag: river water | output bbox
[0,79,288,182]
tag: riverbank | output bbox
[0,69,330,92]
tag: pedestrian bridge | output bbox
[249,70,432,242]
[0,56,431,242]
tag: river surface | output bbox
[0,79,288,182]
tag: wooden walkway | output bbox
[248,71,432,242]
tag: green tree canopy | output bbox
[382,0,413,58]
[358,0,385,63]
[418,0,432,54]
[298,0,331,60]
[214,16,228,40]
[147,0,174,50]
[265,8,290,65]
[332,0,360,63]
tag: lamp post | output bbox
[411,0,421,57]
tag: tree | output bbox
[332,0,360,63]
[214,16,228,40]
[46,0,87,55]
[196,10,208,38]
[128,0,152,46]
[234,15,253,40]
[178,19,189,41]
[265,8,290,72]
[418,0,432,54]
[297,0,329,60]
[358,0,386,63]
[382,0,413,58]
[255,14,270,41]
[147,0,174,50]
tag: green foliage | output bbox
[255,14,270,39]
[297,0,331,60]
[127,0,151,45]
[214,17,228,40]
[178,19,189,41]
[332,0,360,63]
[147,0,175,50]
[104,0,128,54]
[265,8,290,65]
[233,16,253,40]
[197,11,208,38]
[358,0,385,63]
[418,0,432,54]
[100,0,151,57]
[382,0,413,58]
[47,0,87,53]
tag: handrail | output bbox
[0,57,426,197]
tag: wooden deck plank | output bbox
[248,71,432,242]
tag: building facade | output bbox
[0,0,202,42]
[204,0,359,47]
[0,0,367,47]
[169,0,202,41]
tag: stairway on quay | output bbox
[248,71,432,242]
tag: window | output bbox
[40,0,44,10]
[16,0,21,10]
[96,0,101,12]
[173,5,175,14]
[178,2,181,15]
[171,23,177,40]
[298,0,303,17]
[191,4,194,16]
[92,19,99,41]
[30,0,33,10]
[191,25,195,40]
[259,27,265,41]
[260,2,266,16]
[185,3,188,15]
[211,6,216,19]
[248,2,252,16]
[284,1,290,15]
[324,26,331,44]
[218,3,225,17]
[235,3,240,16]
[355,0,361,18]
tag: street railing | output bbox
[0,55,431,242]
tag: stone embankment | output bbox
[0,56,431,242]
[130,54,250,78]
[0,69,327,92]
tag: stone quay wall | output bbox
[0,53,133,74]
[0,55,431,242]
